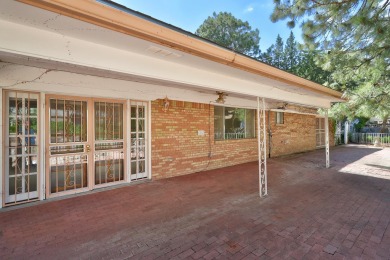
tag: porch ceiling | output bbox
[0,0,343,109]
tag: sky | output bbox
[111,0,302,51]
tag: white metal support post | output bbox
[0,90,3,208]
[325,110,330,168]
[344,121,349,144]
[40,93,45,200]
[257,97,268,197]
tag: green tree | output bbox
[271,0,390,131]
[295,50,331,85]
[260,45,274,65]
[284,31,299,73]
[273,34,285,69]
[258,32,329,85]
[195,12,260,57]
[259,34,285,69]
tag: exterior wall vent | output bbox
[146,46,182,58]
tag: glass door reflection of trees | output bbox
[316,118,326,148]
[49,99,88,194]
[130,101,147,180]
[5,91,39,204]
[94,102,124,186]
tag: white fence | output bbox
[350,133,390,146]
[214,132,246,140]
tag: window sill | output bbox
[215,137,257,142]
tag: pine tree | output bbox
[195,12,260,57]
[271,0,390,129]
[284,31,299,73]
[273,35,285,69]
[260,45,275,65]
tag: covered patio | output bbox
[0,0,343,207]
[1,145,389,259]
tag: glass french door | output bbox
[94,101,125,186]
[316,118,326,148]
[130,101,148,180]
[47,97,89,196]
[47,96,127,197]
[4,91,39,205]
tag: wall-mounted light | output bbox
[216,92,227,104]
[162,96,170,112]
[277,102,288,110]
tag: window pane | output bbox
[214,106,224,140]
[246,109,255,138]
[225,107,245,139]
[276,112,284,124]
[214,106,255,140]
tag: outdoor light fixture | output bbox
[162,96,170,112]
[216,91,227,104]
[277,102,288,110]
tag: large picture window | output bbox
[214,106,255,140]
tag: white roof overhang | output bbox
[0,0,344,109]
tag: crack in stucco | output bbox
[271,84,315,97]
[43,14,61,32]
[65,38,72,56]
[1,69,52,88]
[0,11,41,27]
[43,13,106,33]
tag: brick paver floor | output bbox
[1,145,390,259]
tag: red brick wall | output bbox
[151,99,334,179]
[269,111,317,157]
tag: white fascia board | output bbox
[0,20,332,108]
[270,109,318,116]
[0,63,260,108]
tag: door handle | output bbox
[86,145,91,152]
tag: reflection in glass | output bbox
[131,106,137,118]
[131,119,136,132]
[131,161,137,175]
[138,107,145,118]
[6,92,40,203]
[129,102,148,180]
[50,155,88,193]
[139,160,145,173]
[8,157,23,176]
[94,151,124,185]
[95,102,123,141]
[130,146,145,159]
[214,107,255,140]
[50,99,87,143]
[28,174,38,192]
[138,119,144,132]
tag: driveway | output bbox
[1,145,389,259]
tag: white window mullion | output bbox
[126,100,131,182]
[0,90,3,208]
[147,101,152,179]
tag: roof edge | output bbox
[17,0,343,100]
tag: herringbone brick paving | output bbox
[1,145,389,259]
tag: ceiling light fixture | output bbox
[277,102,288,110]
[216,92,227,104]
